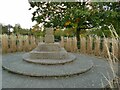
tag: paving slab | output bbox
[2,52,118,88]
[2,53,93,77]
[23,53,76,65]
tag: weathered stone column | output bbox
[45,28,54,43]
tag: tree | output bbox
[29,1,120,47]
[2,24,13,34]
[13,24,21,34]
[2,25,8,34]
[29,2,93,46]
[31,24,44,37]
[91,2,120,37]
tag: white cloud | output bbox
[0,0,36,29]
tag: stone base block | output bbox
[23,53,76,65]
[45,35,54,43]
[35,43,61,51]
[30,48,68,59]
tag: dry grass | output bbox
[101,25,120,89]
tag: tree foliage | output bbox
[29,1,120,48]
[29,1,120,35]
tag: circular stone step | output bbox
[2,52,93,77]
[23,53,76,65]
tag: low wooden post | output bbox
[21,35,25,51]
[80,37,86,54]
[28,35,33,51]
[60,36,64,47]
[63,37,67,50]
[2,34,8,53]
[24,35,30,51]
[112,38,119,61]
[118,40,120,61]
[10,34,17,52]
[73,37,77,52]
[65,37,68,51]
[69,37,72,52]
[27,35,32,51]
[86,36,93,54]
[17,34,23,52]
[94,36,101,56]
[102,38,110,58]
[0,34,2,53]
[66,37,71,52]
[31,36,36,49]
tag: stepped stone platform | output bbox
[29,43,69,60]
[23,28,76,64]
[23,53,76,65]
[2,28,118,88]
[2,52,117,88]
[2,53,93,77]
[2,28,94,77]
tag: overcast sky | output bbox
[0,0,36,29]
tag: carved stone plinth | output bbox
[45,28,54,43]
[30,49,68,59]
[23,28,76,64]
[35,43,61,51]
[45,35,54,43]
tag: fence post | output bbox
[64,37,68,51]
[10,34,17,52]
[2,34,8,53]
[17,34,23,52]
[24,35,30,51]
[68,37,72,52]
[112,38,119,61]
[80,37,86,54]
[60,36,64,47]
[102,38,110,58]
[31,36,36,49]
[118,40,120,60]
[0,34,2,53]
[73,37,77,52]
[28,35,32,51]
[86,36,93,54]
[63,37,67,50]
[66,37,71,52]
[94,36,101,56]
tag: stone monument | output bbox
[2,28,94,78]
[44,28,54,43]
[23,28,76,64]
[2,24,115,88]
